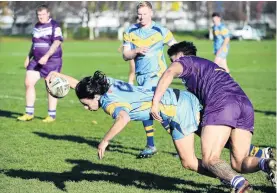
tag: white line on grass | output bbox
[0,94,77,104]
[0,51,274,57]
[1,52,121,57]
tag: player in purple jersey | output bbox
[17,4,63,123]
[151,41,276,192]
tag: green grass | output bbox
[0,38,276,193]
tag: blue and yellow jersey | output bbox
[100,77,177,121]
[100,78,202,137]
[123,22,175,77]
[212,23,230,53]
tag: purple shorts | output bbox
[201,95,254,132]
[27,58,62,78]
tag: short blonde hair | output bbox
[137,1,152,10]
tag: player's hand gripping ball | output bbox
[47,76,70,98]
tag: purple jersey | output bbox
[31,19,63,61]
[176,56,246,106]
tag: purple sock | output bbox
[258,158,267,172]
[26,106,34,115]
[231,175,246,190]
[48,110,56,119]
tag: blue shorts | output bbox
[136,73,159,89]
[169,91,202,140]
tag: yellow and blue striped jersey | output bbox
[100,77,178,121]
[212,23,230,52]
[123,22,175,77]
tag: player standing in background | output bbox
[122,1,177,158]
[212,12,231,73]
[151,41,276,192]
[17,4,63,123]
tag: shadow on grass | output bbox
[0,159,227,193]
[33,132,142,157]
[254,109,276,117]
[1,159,274,192]
[0,109,44,120]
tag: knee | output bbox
[231,161,242,173]
[202,155,220,169]
[231,157,249,173]
[180,159,197,172]
[25,79,35,88]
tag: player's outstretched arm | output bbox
[98,110,131,159]
[46,71,79,89]
[151,62,183,121]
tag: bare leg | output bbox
[25,70,40,107]
[201,125,239,182]
[47,92,58,111]
[173,132,215,178]
[230,128,269,173]
[214,57,230,73]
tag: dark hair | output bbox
[36,4,49,13]
[212,12,221,18]
[75,71,110,100]
[167,41,197,57]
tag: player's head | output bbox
[75,71,110,111]
[137,1,153,27]
[212,12,221,26]
[167,41,197,62]
[36,4,50,24]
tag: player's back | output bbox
[176,56,246,105]
[100,78,177,121]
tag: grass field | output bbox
[0,38,276,193]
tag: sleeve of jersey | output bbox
[123,30,131,48]
[53,23,63,42]
[176,58,193,78]
[221,27,230,38]
[163,29,174,45]
[104,102,132,119]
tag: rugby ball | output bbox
[48,76,70,98]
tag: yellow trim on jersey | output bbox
[214,30,220,36]
[128,32,163,47]
[105,102,132,116]
[157,50,166,77]
[163,31,174,44]
[123,32,131,42]
[138,102,152,111]
[159,104,177,117]
[221,28,229,35]
[137,101,176,117]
